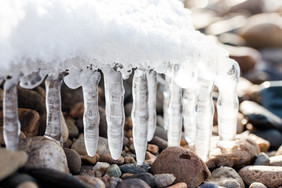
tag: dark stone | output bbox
[199,182,220,188]
[119,163,149,174]
[22,167,91,188]
[117,178,150,188]
[123,173,155,187]
[18,108,40,137]
[0,173,40,188]
[251,129,282,150]
[149,136,168,151]
[63,148,81,175]
[240,101,282,132]
[154,126,168,141]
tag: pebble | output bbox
[63,148,81,175]
[239,165,282,187]
[206,166,245,188]
[249,182,267,188]
[251,129,282,150]
[206,136,259,169]
[124,173,155,187]
[81,154,100,165]
[151,147,210,187]
[116,178,150,188]
[99,154,124,165]
[269,155,282,166]
[119,163,150,174]
[75,175,105,188]
[247,134,270,153]
[149,136,168,151]
[145,151,157,165]
[147,144,159,154]
[79,165,95,176]
[65,118,79,138]
[0,148,28,181]
[124,155,135,164]
[154,126,168,141]
[69,102,84,118]
[109,177,122,188]
[19,136,69,173]
[254,152,270,165]
[105,164,122,178]
[18,108,40,137]
[93,162,110,173]
[198,182,221,188]
[167,182,188,188]
[154,173,176,188]
[23,167,90,188]
[239,13,282,48]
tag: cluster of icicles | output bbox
[0,0,240,165]
[1,57,239,165]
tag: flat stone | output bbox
[269,155,282,166]
[254,152,270,165]
[99,153,124,165]
[119,163,149,174]
[117,178,150,188]
[0,148,28,181]
[249,182,267,188]
[18,108,40,137]
[64,148,81,174]
[19,136,69,173]
[206,136,259,169]
[151,147,210,188]
[206,166,245,188]
[81,154,100,165]
[154,173,176,188]
[124,173,155,187]
[239,165,282,187]
[75,175,105,188]
[105,164,122,178]
[65,118,79,139]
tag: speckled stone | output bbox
[105,164,122,178]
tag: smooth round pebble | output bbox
[154,173,176,188]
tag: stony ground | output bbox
[1,0,282,187]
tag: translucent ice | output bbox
[103,66,125,160]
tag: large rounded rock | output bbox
[19,136,69,173]
[206,166,245,188]
[239,165,282,188]
[151,147,210,188]
[0,148,28,181]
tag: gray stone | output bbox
[64,148,81,174]
[254,152,270,165]
[117,178,150,188]
[124,173,155,187]
[105,164,122,178]
[119,163,150,174]
[154,173,175,188]
[0,148,28,181]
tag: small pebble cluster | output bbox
[1,0,282,187]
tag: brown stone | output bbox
[99,153,124,165]
[81,154,100,165]
[145,151,157,165]
[70,102,84,119]
[249,182,267,188]
[64,148,81,175]
[167,182,188,188]
[239,165,282,188]
[75,175,105,188]
[248,134,270,153]
[206,136,259,169]
[19,136,69,173]
[18,108,40,137]
[124,155,135,164]
[151,147,210,188]
[147,144,159,154]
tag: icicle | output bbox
[183,87,196,145]
[103,66,125,160]
[195,77,214,161]
[132,68,149,165]
[216,60,239,148]
[44,73,64,144]
[3,76,20,150]
[82,70,101,157]
[167,65,183,146]
[163,75,170,131]
[146,70,157,141]
[19,70,47,89]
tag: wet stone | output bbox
[65,118,79,139]
[151,147,210,188]
[63,148,81,175]
[206,166,245,188]
[239,165,282,188]
[254,152,270,165]
[154,173,176,188]
[117,178,150,188]
[119,163,150,174]
[18,108,40,137]
[0,148,28,181]
[19,136,69,173]
[124,173,155,187]
[75,175,105,188]
[105,164,122,178]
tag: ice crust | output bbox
[0,0,229,78]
